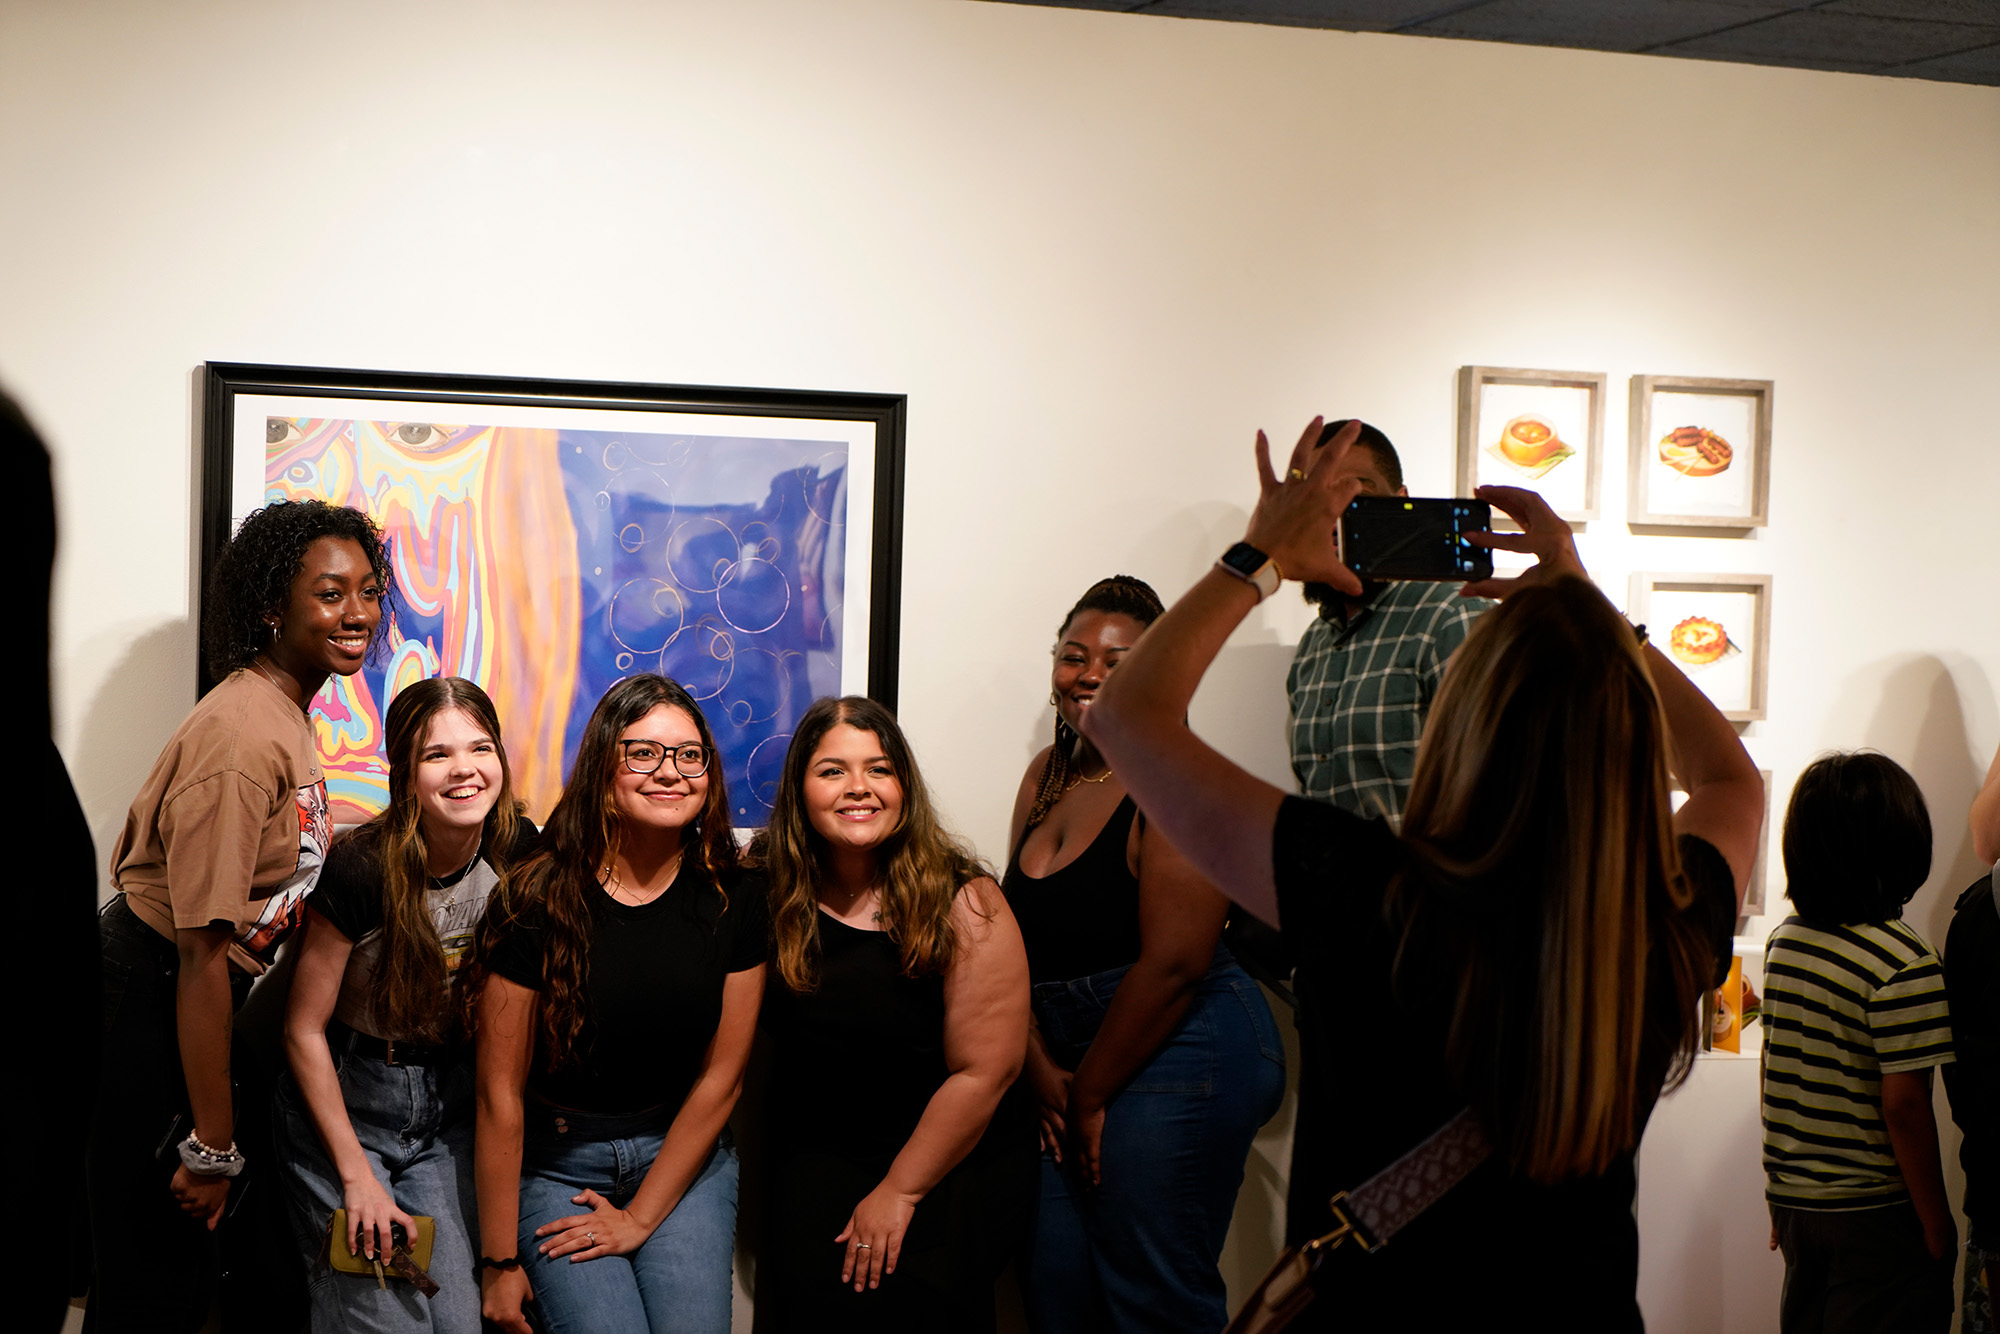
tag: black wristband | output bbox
[474,1255,522,1277]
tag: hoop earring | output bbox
[1049,690,1059,707]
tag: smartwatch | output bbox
[1216,542,1282,602]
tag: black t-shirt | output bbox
[1002,797,1145,985]
[487,859,768,1114]
[1944,870,1999,1233]
[1272,795,1734,1332]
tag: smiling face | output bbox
[804,723,904,853]
[611,704,709,838]
[411,705,504,844]
[1052,610,1147,734]
[264,535,383,683]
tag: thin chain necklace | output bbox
[603,848,686,905]
[1062,766,1115,794]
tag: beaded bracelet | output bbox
[177,1132,246,1178]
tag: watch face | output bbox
[1220,542,1269,577]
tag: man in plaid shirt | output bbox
[1285,421,1491,825]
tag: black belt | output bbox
[329,1021,452,1068]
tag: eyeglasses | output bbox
[617,740,712,779]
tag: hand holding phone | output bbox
[1336,497,1493,582]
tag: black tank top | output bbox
[1002,796,1145,985]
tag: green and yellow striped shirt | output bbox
[1761,916,1953,1208]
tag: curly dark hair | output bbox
[202,500,395,679]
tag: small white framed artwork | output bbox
[1629,375,1773,528]
[1630,572,1772,722]
[1456,366,1606,524]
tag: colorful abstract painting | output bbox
[208,369,898,827]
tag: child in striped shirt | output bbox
[1763,751,1955,1333]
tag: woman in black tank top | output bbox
[1002,576,1286,1333]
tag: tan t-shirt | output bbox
[112,668,331,975]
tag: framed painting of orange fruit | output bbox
[1629,572,1772,722]
[1628,375,1773,529]
[1455,366,1606,525]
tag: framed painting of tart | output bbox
[1456,366,1606,525]
[1629,375,1773,529]
[200,362,906,826]
[1630,572,1772,723]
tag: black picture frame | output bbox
[200,361,905,824]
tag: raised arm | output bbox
[283,908,414,1261]
[839,878,1029,1291]
[1064,817,1230,1185]
[1082,419,1366,928]
[475,974,539,1334]
[532,965,765,1263]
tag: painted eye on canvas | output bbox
[391,422,445,448]
[266,418,306,448]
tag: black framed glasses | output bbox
[617,740,712,779]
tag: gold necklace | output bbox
[602,849,685,905]
[1062,766,1115,794]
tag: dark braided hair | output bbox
[1023,575,1165,832]
[202,499,396,680]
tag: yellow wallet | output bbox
[327,1210,437,1292]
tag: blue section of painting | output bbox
[558,429,848,823]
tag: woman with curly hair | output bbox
[470,675,765,1334]
[755,695,1035,1332]
[91,499,392,1332]
[275,677,536,1331]
[1004,576,1285,1333]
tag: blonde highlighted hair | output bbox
[756,696,988,992]
[1391,575,1710,1182]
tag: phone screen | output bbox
[1338,497,1493,582]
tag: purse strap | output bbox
[1328,1105,1492,1251]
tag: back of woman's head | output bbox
[1398,575,1704,1181]
[369,675,521,1042]
[759,695,983,991]
[1782,751,1931,926]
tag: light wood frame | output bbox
[1455,365,1606,524]
[1629,571,1773,723]
[1628,374,1773,529]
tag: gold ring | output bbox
[1286,468,1306,481]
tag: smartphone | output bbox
[1336,497,1493,582]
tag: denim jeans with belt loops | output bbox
[516,1102,738,1334]
[273,1051,482,1333]
[1021,954,1287,1334]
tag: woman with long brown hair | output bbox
[470,674,765,1334]
[1005,575,1284,1332]
[276,676,533,1331]
[756,696,1035,1331]
[1083,420,1764,1331]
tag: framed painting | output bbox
[1455,366,1606,525]
[1630,572,1772,723]
[1628,375,1772,529]
[200,362,906,827]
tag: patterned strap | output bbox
[385,1243,440,1298]
[1336,1107,1492,1249]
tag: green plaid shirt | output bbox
[1286,581,1490,823]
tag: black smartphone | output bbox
[1336,497,1493,582]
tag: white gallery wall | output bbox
[6,1,1996,1328]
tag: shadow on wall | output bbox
[71,618,196,902]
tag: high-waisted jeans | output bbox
[1021,956,1286,1334]
[272,1050,481,1332]
[516,1102,739,1334]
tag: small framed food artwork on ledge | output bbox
[1628,375,1772,529]
[1455,366,1606,525]
[1630,572,1773,723]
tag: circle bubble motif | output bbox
[619,524,646,553]
[716,557,792,636]
[744,733,793,812]
[665,518,739,595]
[608,579,685,655]
[665,619,736,702]
[624,435,694,470]
[602,440,629,471]
[721,647,790,728]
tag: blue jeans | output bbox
[1021,958,1287,1334]
[517,1103,738,1334]
[273,1052,482,1333]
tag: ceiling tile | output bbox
[1140,0,1452,29]
[1660,9,2000,63]
[1404,0,1791,51]
[1819,0,2000,24]
[1885,38,2000,80]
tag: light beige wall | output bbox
[8,1,1996,1328]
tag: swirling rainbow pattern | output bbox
[263,415,845,825]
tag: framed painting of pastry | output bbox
[1456,366,1606,525]
[1628,375,1773,528]
[1629,572,1772,723]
